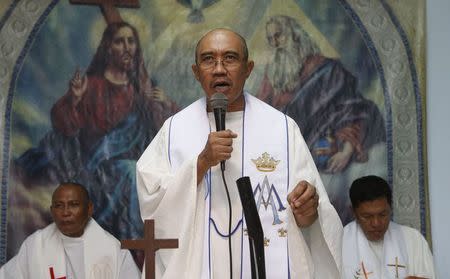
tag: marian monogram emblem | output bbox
[252,152,280,172]
[254,175,286,225]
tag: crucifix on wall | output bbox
[69,0,140,23]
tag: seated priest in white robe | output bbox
[342,175,435,279]
[0,182,141,279]
[136,28,343,279]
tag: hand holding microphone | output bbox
[197,93,236,179]
[198,130,237,168]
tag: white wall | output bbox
[427,0,450,277]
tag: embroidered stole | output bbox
[30,224,67,279]
[343,221,409,278]
[31,220,118,279]
[168,93,290,278]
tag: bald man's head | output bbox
[194,28,249,64]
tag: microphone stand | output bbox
[236,177,266,279]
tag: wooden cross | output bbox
[121,219,179,279]
[387,257,406,278]
[69,0,140,24]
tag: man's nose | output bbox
[124,41,131,51]
[212,59,227,73]
[370,216,382,227]
[269,37,279,48]
[62,206,71,216]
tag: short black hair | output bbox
[349,175,392,209]
[53,182,91,204]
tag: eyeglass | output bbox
[198,54,242,70]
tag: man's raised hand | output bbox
[69,68,88,102]
[287,180,319,228]
[196,130,237,184]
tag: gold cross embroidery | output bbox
[355,261,373,279]
[264,237,270,247]
[278,228,287,237]
[387,257,406,278]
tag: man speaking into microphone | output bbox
[136,28,342,278]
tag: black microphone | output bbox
[236,177,266,279]
[209,92,228,171]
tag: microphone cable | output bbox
[209,92,233,278]
[220,166,233,279]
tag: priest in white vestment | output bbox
[0,182,140,279]
[342,175,435,279]
[136,28,342,279]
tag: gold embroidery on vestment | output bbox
[251,152,280,172]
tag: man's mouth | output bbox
[122,53,132,62]
[213,81,231,92]
[60,220,74,226]
[369,231,383,238]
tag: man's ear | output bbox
[192,64,200,81]
[350,206,356,219]
[87,201,94,218]
[245,60,255,77]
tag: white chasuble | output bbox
[137,93,343,279]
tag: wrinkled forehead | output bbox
[196,29,246,59]
[266,21,282,32]
[52,184,86,202]
[355,198,391,214]
[114,26,135,38]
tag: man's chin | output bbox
[367,233,384,242]
[57,224,82,237]
[213,87,231,95]
[60,230,83,237]
[120,62,134,72]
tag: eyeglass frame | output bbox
[197,51,244,70]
